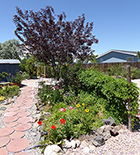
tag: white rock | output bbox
[82,147,90,154]
[89,145,96,151]
[71,140,76,149]
[44,145,63,155]
[75,139,81,147]
[80,140,89,149]
[63,139,72,149]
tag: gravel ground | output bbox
[61,128,140,155]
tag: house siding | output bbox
[0,64,19,75]
[97,51,138,63]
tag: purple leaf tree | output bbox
[13,6,98,79]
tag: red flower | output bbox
[60,118,66,125]
[37,121,43,125]
[51,125,56,130]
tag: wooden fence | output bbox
[81,62,140,72]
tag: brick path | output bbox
[0,86,37,155]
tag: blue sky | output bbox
[0,0,140,55]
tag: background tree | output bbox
[0,39,23,60]
[13,6,98,79]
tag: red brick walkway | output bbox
[0,86,36,155]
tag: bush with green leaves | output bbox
[11,72,22,86]
[25,56,37,78]
[78,69,139,125]
[21,72,30,80]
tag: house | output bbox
[97,50,139,63]
[0,59,20,75]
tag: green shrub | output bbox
[21,72,30,80]
[25,56,37,78]
[78,70,139,125]
[131,67,140,79]
[11,72,22,86]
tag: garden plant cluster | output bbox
[0,71,24,102]
[0,84,19,102]
[37,63,139,148]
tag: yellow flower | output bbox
[82,103,85,106]
[85,109,89,112]
[66,63,68,66]
[0,96,5,101]
[76,104,80,108]
[92,117,94,120]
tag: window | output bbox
[100,58,103,63]
[126,57,133,62]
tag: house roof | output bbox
[97,49,138,59]
[0,59,20,64]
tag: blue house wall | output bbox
[0,64,19,75]
[97,51,138,63]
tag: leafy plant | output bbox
[11,72,22,86]
[25,56,37,79]
[38,82,63,106]
[0,85,19,99]
[0,72,8,80]
[78,69,139,125]
[42,103,97,145]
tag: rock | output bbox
[36,132,41,141]
[89,145,96,151]
[71,140,76,149]
[62,139,72,149]
[11,98,15,102]
[102,116,116,126]
[97,125,117,141]
[92,136,105,147]
[43,111,51,117]
[33,113,41,120]
[102,130,111,141]
[82,147,90,154]
[0,107,6,111]
[31,118,38,123]
[44,145,63,155]
[8,98,13,104]
[80,140,89,149]
[110,126,119,136]
[97,125,112,134]
[75,139,81,147]
[3,100,8,105]
[13,96,17,100]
